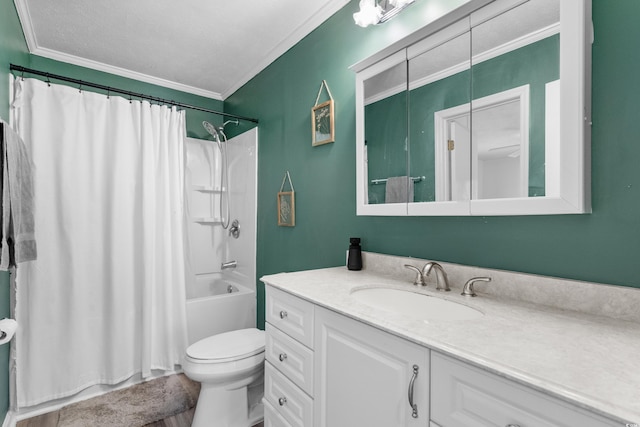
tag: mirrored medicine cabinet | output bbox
[352,0,592,216]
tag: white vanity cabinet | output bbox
[314,306,430,427]
[263,283,624,427]
[430,352,617,427]
[264,286,315,427]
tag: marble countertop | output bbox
[261,262,640,424]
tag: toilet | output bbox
[182,328,265,427]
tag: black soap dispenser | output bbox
[347,237,363,271]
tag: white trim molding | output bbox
[26,47,224,100]
[14,0,351,100]
[222,0,351,99]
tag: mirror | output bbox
[408,28,471,216]
[364,56,408,207]
[353,0,591,216]
[470,0,560,201]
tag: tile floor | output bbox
[16,373,264,427]
[18,406,264,427]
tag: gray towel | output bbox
[1,120,37,269]
[385,176,414,203]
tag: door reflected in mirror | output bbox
[470,0,559,200]
[435,85,531,200]
[409,31,471,204]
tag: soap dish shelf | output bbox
[192,185,224,193]
[192,217,223,224]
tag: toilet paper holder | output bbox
[0,318,17,343]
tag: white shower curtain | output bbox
[12,77,189,407]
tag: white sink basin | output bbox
[351,287,483,321]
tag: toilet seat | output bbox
[186,328,265,363]
[182,328,266,427]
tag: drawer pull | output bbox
[279,310,288,319]
[279,353,288,362]
[506,425,521,427]
[408,365,419,418]
[278,396,287,406]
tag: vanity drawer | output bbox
[431,352,616,427]
[266,322,314,395]
[265,362,313,427]
[266,286,314,348]
[264,399,293,427]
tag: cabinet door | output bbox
[431,352,617,427]
[314,307,429,427]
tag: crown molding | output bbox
[28,46,224,100]
[222,0,351,99]
[15,0,350,100]
[13,0,38,52]
[14,0,219,100]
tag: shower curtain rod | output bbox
[9,64,259,124]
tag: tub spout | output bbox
[221,260,237,270]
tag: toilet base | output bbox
[191,382,264,427]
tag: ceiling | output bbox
[15,0,351,100]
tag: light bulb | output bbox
[353,0,383,27]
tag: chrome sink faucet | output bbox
[423,262,450,292]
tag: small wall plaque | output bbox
[312,80,335,146]
[277,171,295,227]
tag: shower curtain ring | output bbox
[20,70,24,81]
[45,73,51,87]
[78,82,83,93]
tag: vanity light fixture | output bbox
[353,0,415,28]
[353,0,383,27]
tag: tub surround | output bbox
[261,252,640,424]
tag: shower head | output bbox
[202,120,220,141]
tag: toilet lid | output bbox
[186,328,265,361]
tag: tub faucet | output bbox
[221,260,237,270]
[423,262,450,292]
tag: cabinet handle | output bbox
[279,353,287,362]
[279,310,288,319]
[278,396,287,406]
[506,425,521,427]
[408,365,419,418]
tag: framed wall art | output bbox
[312,80,335,146]
[277,171,295,227]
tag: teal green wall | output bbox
[366,90,407,204]
[0,0,29,419]
[225,0,640,329]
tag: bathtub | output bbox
[186,279,256,345]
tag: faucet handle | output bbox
[404,265,424,286]
[461,277,491,297]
